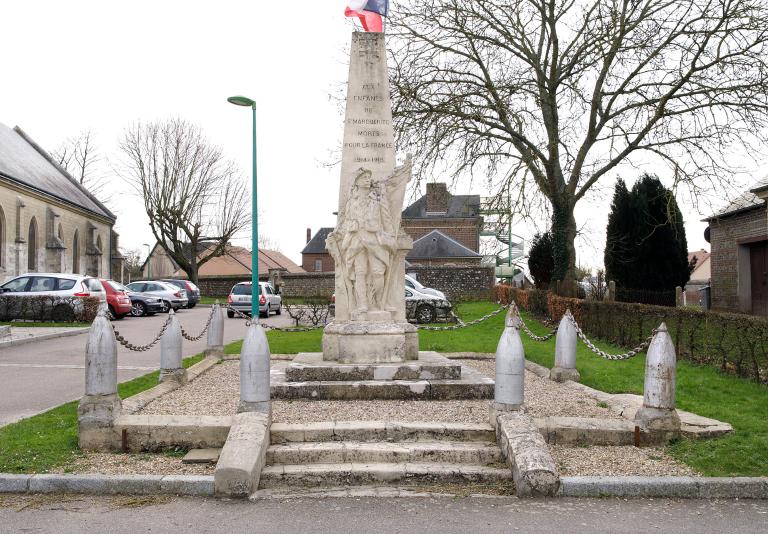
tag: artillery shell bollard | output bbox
[205,302,225,358]
[78,308,122,450]
[550,310,580,383]
[634,322,681,442]
[239,322,272,415]
[490,306,525,423]
[159,309,188,384]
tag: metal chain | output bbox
[111,315,173,352]
[565,311,653,360]
[518,318,558,342]
[180,305,217,341]
[224,305,325,332]
[417,304,509,331]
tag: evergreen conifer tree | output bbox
[528,232,554,289]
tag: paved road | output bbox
[0,496,766,533]
[0,307,292,426]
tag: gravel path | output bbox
[550,445,698,477]
[53,453,215,476]
[139,359,621,422]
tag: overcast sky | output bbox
[0,1,760,271]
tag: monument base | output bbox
[322,321,418,363]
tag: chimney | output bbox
[306,228,312,244]
[426,183,449,214]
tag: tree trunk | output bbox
[551,197,577,296]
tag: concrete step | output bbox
[259,462,512,489]
[270,421,497,444]
[285,352,462,382]
[266,441,504,466]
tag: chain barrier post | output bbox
[551,309,581,383]
[238,322,271,415]
[205,302,225,359]
[490,303,525,422]
[634,322,681,442]
[159,309,187,384]
[78,308,121,450]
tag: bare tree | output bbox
[388,0,768,291]
[51,130,108,201]
[119,118,251,284]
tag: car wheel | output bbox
[107,306,117,321]
[415,304,437,324]
[52,304,75,323]
[275,304,281,315]
[131,302,147,317]
[259,308,268,318]
[227,310,235,319]
[161,301,171,313]
[187,302,196,309]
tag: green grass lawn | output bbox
[1,301,765,476]
[0,354,204,474]
[198,296,227,305]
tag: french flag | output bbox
[345,0,389,33]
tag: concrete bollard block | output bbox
[78,309,122,450]
[205,303,225,358]
[551,310,580,383]
[239,323,271,415]
[634,322,680,441]
[491,306,525,420]
[160,309,187,384]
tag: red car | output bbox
[100,279,132,320]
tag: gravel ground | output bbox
[53,453,215,476]
[139,359,621,422]
[550,445,698,477]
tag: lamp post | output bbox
[227,95,258,318]
[143,243,151,279]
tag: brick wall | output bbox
[709,206,767,313]
[301,253,335,273]
[407,258,482,267]
[402,218,482,252]
[406,265,495,301]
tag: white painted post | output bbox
[491,305,525,421]
[160,309,187,384]
[550,310,580,383]
[239,322,271,414]
[206,302,225,358]
[634,322,681,440]
[78,308,122,450]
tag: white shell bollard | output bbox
[78,308,122,449]
[239,322,272,414]
[550,310,580,383]
[206,302,225,358]
[160,309,187,384]
[634,322,681,440]
[491,305,525,423]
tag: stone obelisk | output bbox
[322,32,417,364]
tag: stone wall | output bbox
[280,272,335,299]
[278,265,495,301]
[709,206,767,313]
[406,265,495,301]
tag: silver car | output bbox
[405,287,453,324]
[226,281,281,319]
[405,274,446,300]
[125,281,188,312]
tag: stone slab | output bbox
[182,448,222,464]
[114,415,233,452]
[271,357,492,401]
[0,474,31,493]
[285,352,461,382]
[560,476,768,499]
[495,412,559,497]
[214,412,271,498]
[270,421,495,444]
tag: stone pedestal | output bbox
[323,321,418,363]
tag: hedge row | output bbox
[495,285,768,383]
[0,295,101,323]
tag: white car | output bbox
[0,273,106,321]
[405,274,446,300]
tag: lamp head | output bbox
[227,95,256,108]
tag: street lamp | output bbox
[143,243,151,279]
[227,95,259,318]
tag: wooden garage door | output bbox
[750,241,768,316]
